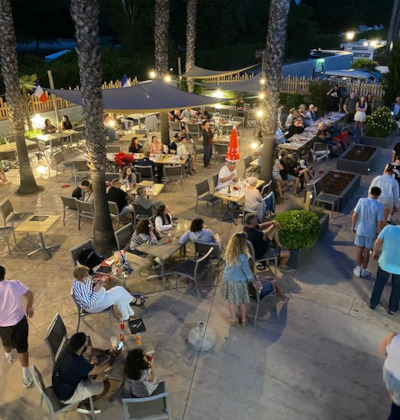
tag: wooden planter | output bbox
[360,130,397,149]
[337,144,381,175]
[287,213,329,269]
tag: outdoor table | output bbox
[106,153,188,167]
[0,140,36,159]
[123,181,164,198]
[117,133,145,143]
[58,129,79,148]
[136,218,191,288]
[214,179,264,224]
[15,215,60,259]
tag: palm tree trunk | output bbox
[22,89,33,131]
[259,0,291,183]
[185,0,197,93]
[155,0,170,144]
[393,6,400,44]
[386,0,400,54]
[70,0,116,255]
[0,0,38,194]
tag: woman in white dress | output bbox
[354,95,367,135]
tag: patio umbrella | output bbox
[225,126,241,162]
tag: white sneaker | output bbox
[361,268,370,278]
[352,266,361,277]
[6,353,16,364]
[23,374,34,389]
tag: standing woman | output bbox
[202,121,213,168]
[61,115,73,131]
[221,232,255,327]
[354,95,367,136]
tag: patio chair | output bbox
[187,123,201,141]
[72,160,89,182]
[212,174,219,193]
[76,200,94,230]
[106,145,121,154]
[52,151,73,179]
[194,180,222,217]
[173,248,213,298]
[247,240,277,275]
[243,155,253,177]
[31,365,96,420]
[105,172,120,182]
[69,239,95,267]
[133,203,155,227]
[108,201,122,229]
[70,131,85,149]
[134,165,155,182]
[311,177,338,218]
[115,223,134,251]
[194,241,224,280]
[44,313,68,367]
[247,280,276,328]
[260,180,273,197]
[71,291,114,332]
[0,198,31,240]
[60,196,78,226]
[213,143,228,166]
[169,121,181,136]
[163,165,183,191]
[0,226,14,253]
[122,381,171,420]
[311,142,330,164]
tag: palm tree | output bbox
[19,74,37,132]
[386,0,400,55]
[70,0,115,254]
[0,0,38,194]
[185,0,197,93]
[259,0,291,182]
[154,0,170,145]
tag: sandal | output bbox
[229,319,240,326]
[241,319,249,327]
[130,296,145,306]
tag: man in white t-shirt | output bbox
[0,266,34,388]
[217,161,238,189]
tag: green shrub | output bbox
[279,93,305,110]
[353,58,378,70]
[305,79,331,111]
[366,106,397,138]
[275,210,320,250]
[24,129,42,139]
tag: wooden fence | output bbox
[0,74,384,121]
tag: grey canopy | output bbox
[46,79,222,113]
[182,64,258,79]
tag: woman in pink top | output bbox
[149,135,163,154]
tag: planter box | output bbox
[360,130,397,149]
[287,213,330,269]
[336,144,381,175]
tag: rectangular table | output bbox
[124,182,164,198]
[0,140,37,159]
[136,218,191,288]
[15,215,60,259]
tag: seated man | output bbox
[217,161,238,189]
[134,186,163,210]
[168,134,179,154]
[52,332,117,414]
[311,129,341,155]
[199,107,212,122]
[285,118,304,139]
[106,178,134,216]
[244,213,290,271]
[136,151,161,183]
[177,137,195,174]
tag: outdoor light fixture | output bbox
[37,165,48,174]
[149,70,157,79]
[370,40,377,47]
[213,89,223,99]
[363,41,369,46]
[215,104,222,109]
[259,92,265,100]
[259,77,266,85]
[31,114,45,130]
[346,31,355,41]
[250,141,260,150]
[256,109,264,118]
[163,75,172,82]
[108,120,115,128]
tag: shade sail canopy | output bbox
[46,79,222,113]
[183,64,258,79]
[198,73,262,93]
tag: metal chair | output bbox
[122,381,171,420]
[134,165,155,182]
[71,291,114,332]
[72,160,89,182]
[247,279,276,328]
[60,196,78,226]
[108,201,122,229]
[194,180,222,217]
[173,248,213,298]
[169,121,181,136]
[0,198,31,240]
[187,123,201,141]
[312,177,338,218]
[246,240,277,275]
[76,200,94,230]
[243,155,253,177]
[105,172,120,182]
[260,180,273,197]
[69,239,95,266]
[31,364,96,420]
[163,165,183,191]
[311,142,330,164]
[44,314,68,367]
[133,203,155,227]
[106,145,121,154]
[0,226,14,253]
[52,151,73,179]
[115,223,134,251]
[213,143,228,165]
[194,241,224,280]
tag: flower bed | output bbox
[337,144,381,175]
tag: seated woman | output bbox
[60,115,73,131]
[244,177,262,213]
[120,166,137,188]
[149,135,163,154]
[130,219,158,255]
[124,349,158,397]
[128,137,143,154]
[298,150,315,182]
[154,205,175,232]
[43,119,57,134]
[72,266,144,322]
[72,179,93,202]
[179,218,222,248]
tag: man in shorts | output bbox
[244,213,291,271]
[0,266,34,388]
[52,332,117,414]
[351,187,384,278]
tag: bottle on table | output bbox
[119,319,125,342]
[136,333,142,345]
[227,185,231,197]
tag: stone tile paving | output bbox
[0,126,399,420]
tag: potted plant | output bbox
[361,106,397,149]
[275,209,327,269]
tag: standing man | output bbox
[343,91,357,125]
[370,225,400,314]
[351,187,384,278]
[326,84,343,112]
[0,266,34,388]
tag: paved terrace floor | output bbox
[0,126,399,420]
